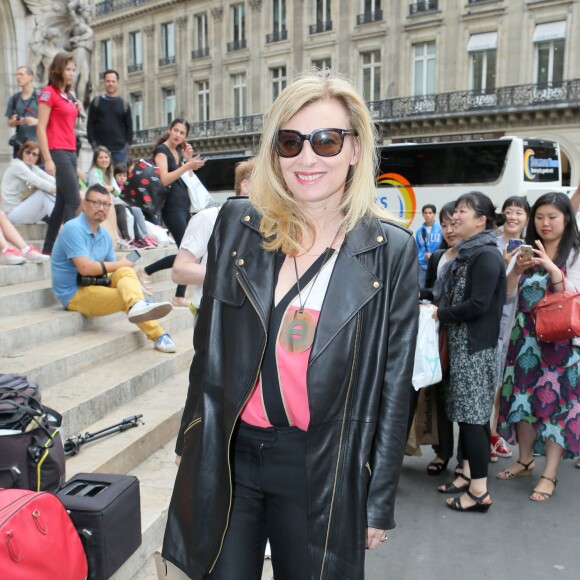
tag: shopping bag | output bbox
[412,305,442,390]
[415,385,439,446]
[181,170,215,213]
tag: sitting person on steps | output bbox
[50,183,176,353]
[0,209,49,264]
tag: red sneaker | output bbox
[490,444,498,463]
[492,436,513,458]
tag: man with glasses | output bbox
[5,66,40,157]
[51,184,177,353]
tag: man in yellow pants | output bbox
[51,184,176,352]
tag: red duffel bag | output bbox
[0,488,88,580]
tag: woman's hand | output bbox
[513,247,534,275]
[44,159,56,176]
[182,142,194,162]
[186,154,206,171]
[503,245,520,268]
[175,455,181,466]
[430,304,439,321]
[366,527,387,550]
[530,240,558,274]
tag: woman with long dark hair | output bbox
[432,192,506,512]
[137,118,205,304]
[497,192,580,501]
[37,52,82,254]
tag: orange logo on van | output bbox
[375,172,417,228]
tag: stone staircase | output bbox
[0,223,192,579]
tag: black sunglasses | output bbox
[276,128,357,158]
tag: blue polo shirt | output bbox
[51,213,115,307]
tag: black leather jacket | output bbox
[162,199,418,579]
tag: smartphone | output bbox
[520,244,533,257]
[126,249,141,263]
[507,239,523,253]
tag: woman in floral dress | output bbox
[498,192,580,501]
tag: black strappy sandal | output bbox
[427,457,449,476]
[496,458,535,480]
[438,473,471,494]
[447,490,492,513]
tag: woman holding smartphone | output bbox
[137,118,205,305]
[497,192,580,501]
[37,52,82,255]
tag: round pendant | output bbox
[279,309,316,353]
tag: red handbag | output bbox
[533,275,580,343]
[0,489,88,580]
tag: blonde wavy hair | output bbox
[250,71,392,255]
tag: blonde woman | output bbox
[162,72,418,579]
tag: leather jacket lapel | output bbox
[310,218,387,364]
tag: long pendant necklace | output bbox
[279,228,341,353]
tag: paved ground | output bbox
[364,450,580,580]
[136,448,579,580]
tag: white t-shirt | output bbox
[180,206,220,308]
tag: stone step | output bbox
[64,367,188,476]
[0,307,193,391]
[46,327,193,439]
[0,246,178,288]
[15,222,47,241]
[0,279,188,356]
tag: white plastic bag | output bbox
[181,170,215,213]
[412,305,442,390]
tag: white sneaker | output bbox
[154,333,176,353]
[0,247,25,265]
[128,300,172,323]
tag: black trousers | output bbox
[145,208,189,298]
[206,423,311,580]
[43,149,80,253]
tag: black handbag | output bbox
[120,158,170,216]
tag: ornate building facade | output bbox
[3,0,580,183]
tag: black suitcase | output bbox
[56,472,142,580]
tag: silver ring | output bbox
[379,536,387,543]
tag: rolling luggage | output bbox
[56,472,142,580]
[0,488,88,580]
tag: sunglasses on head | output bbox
[275,128,356,158]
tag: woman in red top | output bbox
[37,52,82,254]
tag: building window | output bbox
[128,31,142,73]
[533,21,566,86]
[197,80,210,123]
[160,22,175,66]
[271,66,287,102]
[312,58,331,70]
[100,39,112,74]
[162,87,176,125]
[193,13,209,58]
[131,93,143,132]
[311,0,332,33]
[468,32,497,93]
[267,0,287,42]
[412,41,436,96]
[232,73,247,118]
[361,51,381,101]
[228,3,246,50]
[358,0,382,24]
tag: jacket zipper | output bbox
[319,314,361,580]
[208,273,268,573]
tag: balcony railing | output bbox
[357,10,383,25]
[128,63,143,73]
[409,0,438,15]
[309,20,333,34]
[191,47,210,59]
[133,80,580,145]
[95,0,149,17]
[227,38,247,52]
[266,28,288,43]
[159,56,176,67]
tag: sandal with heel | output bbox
[447,490,492,513]
[438,473,471,494]
[530,475,558,502]
[427,457,450,476]
[496,458,535,480]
